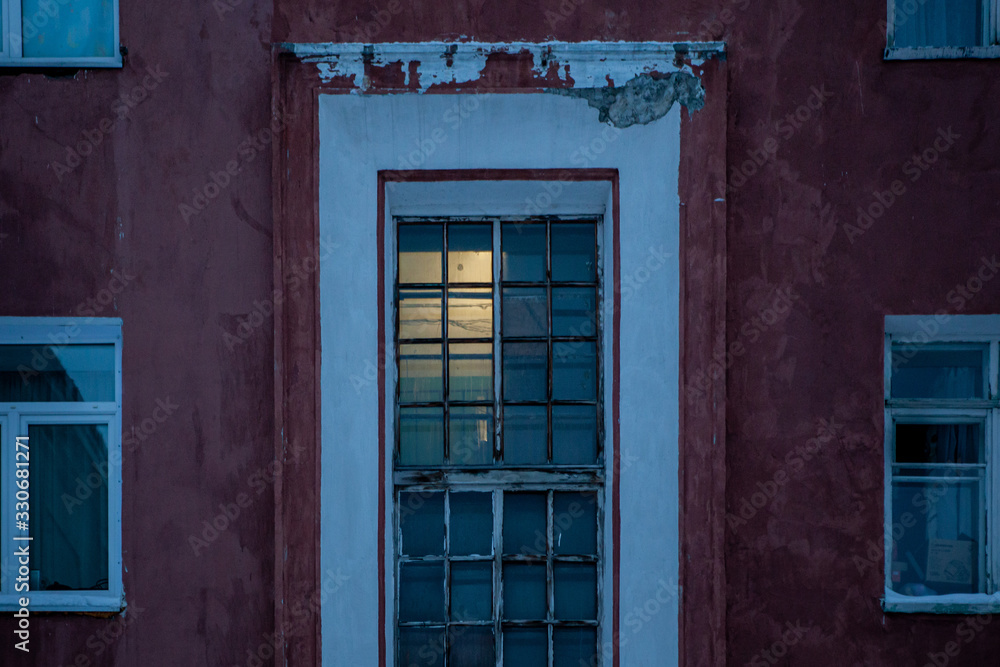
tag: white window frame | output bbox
[0,317,123,612]
[885,0,1000,60]
[883,315,1000,613]
[0,0,121,67]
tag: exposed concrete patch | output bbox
[550,72,704,128]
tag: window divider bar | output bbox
[493,219,502,464]
[9,0,23,58]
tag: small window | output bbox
[0,318,123,612]
[884,316,1000,612]
[0,0,120,67]
[885,0,1000,59]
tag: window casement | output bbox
[393,217,604,665]
[884,315,1000,613]
[0,318,123,612]
[0,0,121,67]
[885,0,1000,59]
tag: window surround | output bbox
[883,314,1000,613]
[884,0,1000,60]
[0,0,121,68]
[0,317,123,612]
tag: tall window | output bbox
[394,218,604,665]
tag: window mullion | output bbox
[990,409,999,593]
[9,0,22,58]
[493,219,502,463]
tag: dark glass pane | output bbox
[552,342,597,401]
[448,225,493,284]
[554,492,597,555]
[400,491,444,557]
[448,288,493,339]
[21,0,115,58]
[553,628,597,667]
[551,223,595,282]
[399,289,442,340]
[399,224,443,284]
[503,288,548,338]
[449,626,494,666]
[552,287,598,337]
[891,478,984,596]
[28,424,109,590]
[0,345,115,402]
[554,562,597,619]
[895,423,982,464]
[503,406,548,465]
[552,406,598,464]
[399,562,446,622]
[450,406,493,466]
[893,0,983,48]
[399,344,443,403]
[451,562,493,621]
[503,628,547,667]
[891,347,985,399]
[399,407,444,465]
[449,343,492,401]
[503,563,546,619]
[502,223,546,281]
[503,343,547,402]
[450,492,493,556]
[399,627,445,667]
[503,492,546,556]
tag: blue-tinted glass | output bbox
[503,343,547,402]
[399,562,445,622]
[552,406,597,464]
[891,347,984,399]
[502,224,546,281]
[451,562,492,621]
[551,224,595,282]
[400,491,444,556]
[503,288,547,337]
[449,343,492,401]
[448,225,492,283]
[503,628,547,667]
[503,493,546,555]
[21,0,115,58]
[552,287,597,337]
[554,492,597,555]
[399,344,443,403]
[399,224,442,284]
[0,345,114,402]
[399,628,445,667]
[893,0,983,48]
[553,342,597,401]
[553,628,597,667]
[554,562,597,619]
[503,406,547,464]
[450,406,493,465]
[399,407,444,465]
[450,492,493,556]
[895,423,982,464]
[449,626,494,666]
[503,563,546,619]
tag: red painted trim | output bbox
[378,169,620,666]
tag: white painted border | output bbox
[320,92,681,665]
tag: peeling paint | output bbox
[550,72,704,128]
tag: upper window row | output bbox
[886,0,1000,59]
[1,0,120,67]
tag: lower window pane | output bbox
[552,406,597,464]
[29,423,109,591]
[503,406,548,464]
[400,562,446,621]
[21,0,116,58]
[503,627,548,667]
[450,406,493,465]
[553,627,597,667]
[891,477,983,595]
[449,626,494,666]
[399,407,444,466]
[503,563,547,620]
[554,562,597,620]
[399,627,445,667]
[451,562,493,621]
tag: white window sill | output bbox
[882,590,1000,614]
[885,45,1000,60]
[0,592,123,613]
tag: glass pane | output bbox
[399,407,444,465]
[503,406,547,465]
[503,492,546,556]
[554,562,597,620]
[399,224,442,284]
[895,423,982,464]
[450,492,493,556]
[891,347,984,399]
[399,627,445,667]
[399,562,446,621]
[450,406,493,466]
[891,478,983,595]
[448,288,492,339]
[503,563,546,619]
[451,562,493,621]
[552,287,598,337]
[554,492,597,555]
[448,224,492,283]
[21,0,116,58]
[553,628,597,667]
[893,0,983,48]
[449,343,492,401]
[503,343,547,402]
[503,628,547,667]
[551,223,596,282]
[399,344,443,403]
[503,288,548,337]
[552,406,598,465]
[28,423,109,590]
[502,223,546,281]
[399,289,442,340]
[449,626,494,666]
[553,342,597,401]
[0,344,115,402]
[400,491,444,557]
